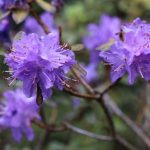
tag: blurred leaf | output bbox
[64,2,87,28]
[72,64,87,78]
[12,10,28,24]
[71,44,84,52]
[36,0,56,12]
[96,38,115,51]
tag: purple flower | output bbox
[24,12,58,36]
[83,14,121,64]
[0,0,29,10]
[0,18,11,47]
[72,98,80,109]
[0,88,40,142]
[0,0,4,7]
[100,45,131,82]
[5,32,76,98]
[84,63,98,82]
[100,18,150,84]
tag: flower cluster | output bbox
[0,88,40,142]
[84,14,121,64]
[83,15,121,82]
[5,32,76,98]
[100,18,150,84]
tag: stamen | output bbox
[138,67,144,78]
[9,78,16,86]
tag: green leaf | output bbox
[12,10,29,24]
[71,44,84,52]
[96,38,115,51]
[36,0,56,12]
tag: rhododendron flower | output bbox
[5,32,76,98]
[0,89,40,142]
[100,18,150,84]
[84,14,121,64]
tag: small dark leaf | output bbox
[36,84,43,106]
[71,44,84,52]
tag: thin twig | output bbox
[34,120,139,150]
[64,122,113,141]
[30,6,50,34]
[71,68,94,94]
[97,97,116,137]
[32,119,66,132]
[71,71,117,139]
[64,88,98,100]
[104,94,150,149]
[101,79,120,96]
[116,135,140,150]
[65,73,150,149]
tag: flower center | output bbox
[11,110,17,116]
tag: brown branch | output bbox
[97,97,116,137]
[29,6,50,34]
[71,71,117,139]
[64,122,113,141]
[32,119,66,132]
[71,68,94,94]
[64,75,150,149]
[64,88,98,100]
[33,120,139,150]
[103,94,150,149]
[101,79,120,96]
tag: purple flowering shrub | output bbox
[0,0,150,149]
